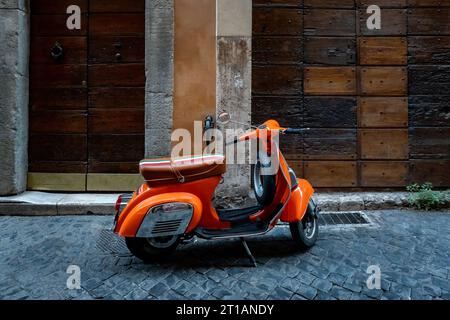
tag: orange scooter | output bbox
[113,113,320,265]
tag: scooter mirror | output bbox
[217,112,231,125]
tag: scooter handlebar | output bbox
[226,127,310,145]
[283,128,310,134]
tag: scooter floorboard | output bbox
[216,205,262,224]
[195,221,268,240]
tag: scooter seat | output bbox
[139,154,226,185]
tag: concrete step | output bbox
[0,192,119,215]
[0,190,440,216]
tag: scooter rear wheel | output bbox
[125,236,180,262]
[289,201,319,249]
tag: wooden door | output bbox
[252,1,432,188]
[29,0,145,191]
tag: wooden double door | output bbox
[29,0,145,191]
[252,1,450,189]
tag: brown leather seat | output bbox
[140,155,226,185]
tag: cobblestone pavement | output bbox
[0,210,449,300]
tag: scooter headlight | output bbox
[149,202,193,214]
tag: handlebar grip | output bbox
[284,128,309,134]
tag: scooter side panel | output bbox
[115,192,203,237]
[280,179,314,223]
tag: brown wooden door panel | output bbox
[304,67,356,95]
[409,127,450,159]
[86,3,146,175]
[360,162,408,187]
[29,134,87,162]
[304,9,355,36]
[89,36,145,63]
[357,0,407,7]
[88,161,139,174]
[304,37,356,65]
[30,1,146,186]
[305,0,355,8]
[29,161,88,173]
[29,0,89,179]
[358,9,406,36]
[358,97,408,128]
[408,36,450,65]
[409,96,450,127]
[89,64,145,87]
[304,161,358,187]
[31,15,87,36]
[31,37,87,65]
[408,8,450,35]
[359,67,407,96]
[31,64,87,88]
[30,111,87,134]
[253,65,303,95]
[30,88,87,110]
[253,37,302,65]
[408,0,450,6]
[253,8,303,36]
[88,135,144,162]
[409,66,450,95]
[89,14,145,36]
[89,109,144,134]
[358,37,407,66]
[304,129,357,160]
[89,87,144,109]
[281,134,304,160]
[90,0,145,13]
[253,0,302,5]
[360,129,409,160]
[31,0,88,14]
[410,160,450,187]
[252,97,303,127]
[304,97,357,128]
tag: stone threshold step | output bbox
[0,192,120,216]
[0,191,432,216]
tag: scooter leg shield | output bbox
[280,179,315,223]
[115,193,202,238]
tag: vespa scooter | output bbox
[113,113,320,265]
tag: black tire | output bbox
[125,236,180,262]
[252,160,276,206]
[289,201,319,249]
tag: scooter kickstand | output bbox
[241,238,257,268]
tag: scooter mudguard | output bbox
[115,192,202,238]
[280,179,314,223]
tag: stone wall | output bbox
[0,0,29,195]
[215,0,253,203]
[144,0,174,158]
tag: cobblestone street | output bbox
[0,210,449,300]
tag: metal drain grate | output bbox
[96,229,132,257]
[319,212,370,226]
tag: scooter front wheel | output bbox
[289,201,319,249]
[125,236,180,262]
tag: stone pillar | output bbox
[145,0,174,157]
[215,0,253,203]
[0,0,29,195]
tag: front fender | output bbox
[280,179,315,223]
[116,192,203,237]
